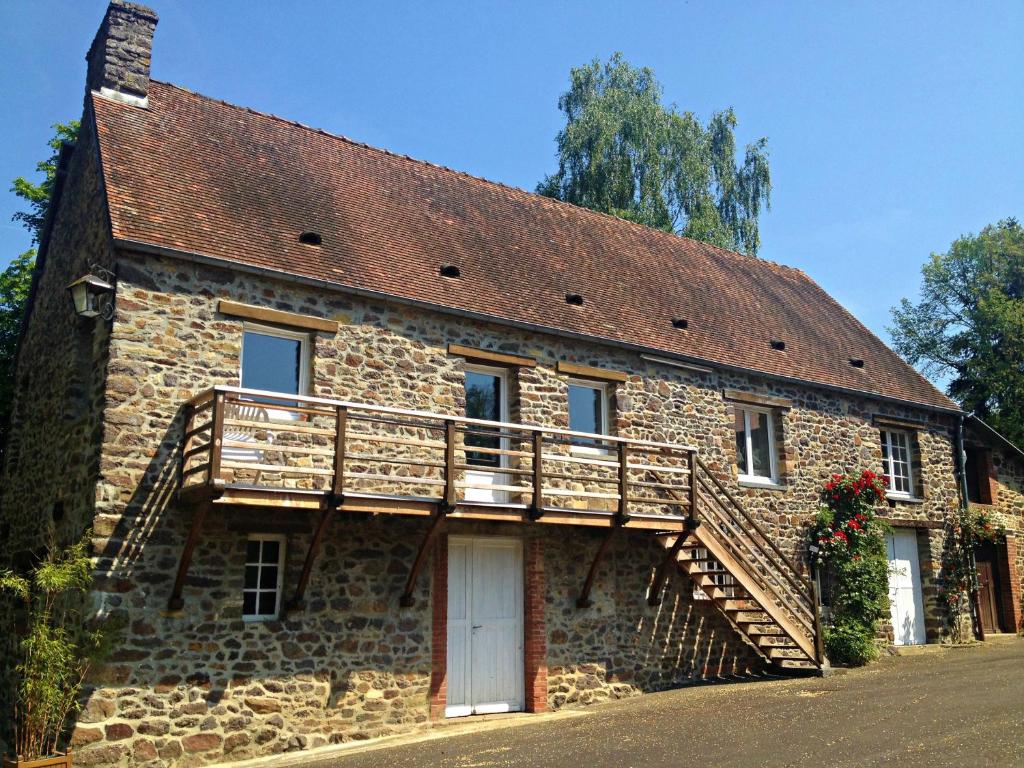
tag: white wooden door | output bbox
[887,530,926,646]
[445,537,523,717]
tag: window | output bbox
[464,365,508,468]
[880,429,914,497]
[568,380,608,451]
[734,406,778,484]
[243,535,285,621]
[240,324,310,396]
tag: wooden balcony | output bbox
[178,386,698,531]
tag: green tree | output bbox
[537,53,771,255]
[1,121,78,456]
[890,219,1024,446]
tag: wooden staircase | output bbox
[655,459,825,674]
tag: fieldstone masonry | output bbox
[85,1,159,105]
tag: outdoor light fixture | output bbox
[809,544,820,555]
[67,268,114,320]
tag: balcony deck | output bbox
[178,386,698,531]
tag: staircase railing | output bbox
[691,458,820,662]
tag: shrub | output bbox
[1,533,113,761]
[810,470,891,666]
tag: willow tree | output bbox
[537,53,771,255]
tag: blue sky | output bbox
[2,1,1022,350]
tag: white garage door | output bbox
[887,530,926,646]
[446,537,524,717]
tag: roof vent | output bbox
[770,339,786,351]
[298,231,322,246]
[671,317,689,330]
[849,358,865,368]
[565,293,584,306]
[439,264,461,278]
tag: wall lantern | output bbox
[67,269,114,319]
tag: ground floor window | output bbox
[243,534,286,621]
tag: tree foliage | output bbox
[1,121,79,458]
[537,53,771,255]
[890,219,1024,446]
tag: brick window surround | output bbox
[429,534,548,720]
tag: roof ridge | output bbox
[148,79,802,278]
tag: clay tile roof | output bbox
[91,81,958,412]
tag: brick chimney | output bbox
[85,1,159,107]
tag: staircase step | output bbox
[745,625,786,636]
[720,599,759,612]
[757,635,797,648]
[732,612,774,624]
[768,647,810,660]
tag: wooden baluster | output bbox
[530,431,544,520]
[443,421,457,511]
[207,391,226,489]
[687,449,699,526]
[808,564,826,667]
[331,405,347,506]
[616,442,630,525]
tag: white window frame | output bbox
[240,323,311,396]
[880,429,915,499]
[242,533,286,622]
[734,405,779,485]
[567,379,610,455]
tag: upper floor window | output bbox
[568,380,609,451]
[464,365,508,468]
[734,406,777,484]
[880,429,914,497]
[243,534,286,621]
[240,324,310,396]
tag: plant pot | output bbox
[2,751,72,768]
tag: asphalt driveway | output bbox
[302,637,1023,768]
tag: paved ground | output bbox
[301,637,1023,768]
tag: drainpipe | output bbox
[956,414,984,641]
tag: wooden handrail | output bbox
[695,457,812,602]
[198,386,698,452]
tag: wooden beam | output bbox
[557,361,628,383]
[616,443,630,525]
[448,343,536,368]
[167,501,212,611]
[443,421,458,511]
[218,299,338,333]
[330,405,347,506]
[722,389,793,410]
[399,511,447,607]
[285,503,336,612]
[577,527,618,608]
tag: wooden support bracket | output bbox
[576,526,618,609]
[167,501,212,611]
[399,507,448,608]
[647,518,698,607]
[285,502,337,612]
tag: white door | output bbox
[446,537,523,717]
[887,530,926,646]
[463,366,509,503]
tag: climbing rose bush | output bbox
[810,470,891,666]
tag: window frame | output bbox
[880,428,915,499]
[463,363,510,470]
[242,533,287,622]
[734,404,779,485]
[239,322,311,396]
[567,378,610,455]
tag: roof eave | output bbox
[112,236,965,418]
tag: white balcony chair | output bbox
[221,402,271,483]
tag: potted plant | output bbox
[1,533,112,768]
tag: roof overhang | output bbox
[113,236,966,419]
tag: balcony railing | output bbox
[179,386,697,523]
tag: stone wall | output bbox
[0,105,115,755]
[5,241,967,766]
[979,443,1024,632]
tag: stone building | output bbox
[1,2,1020,766]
